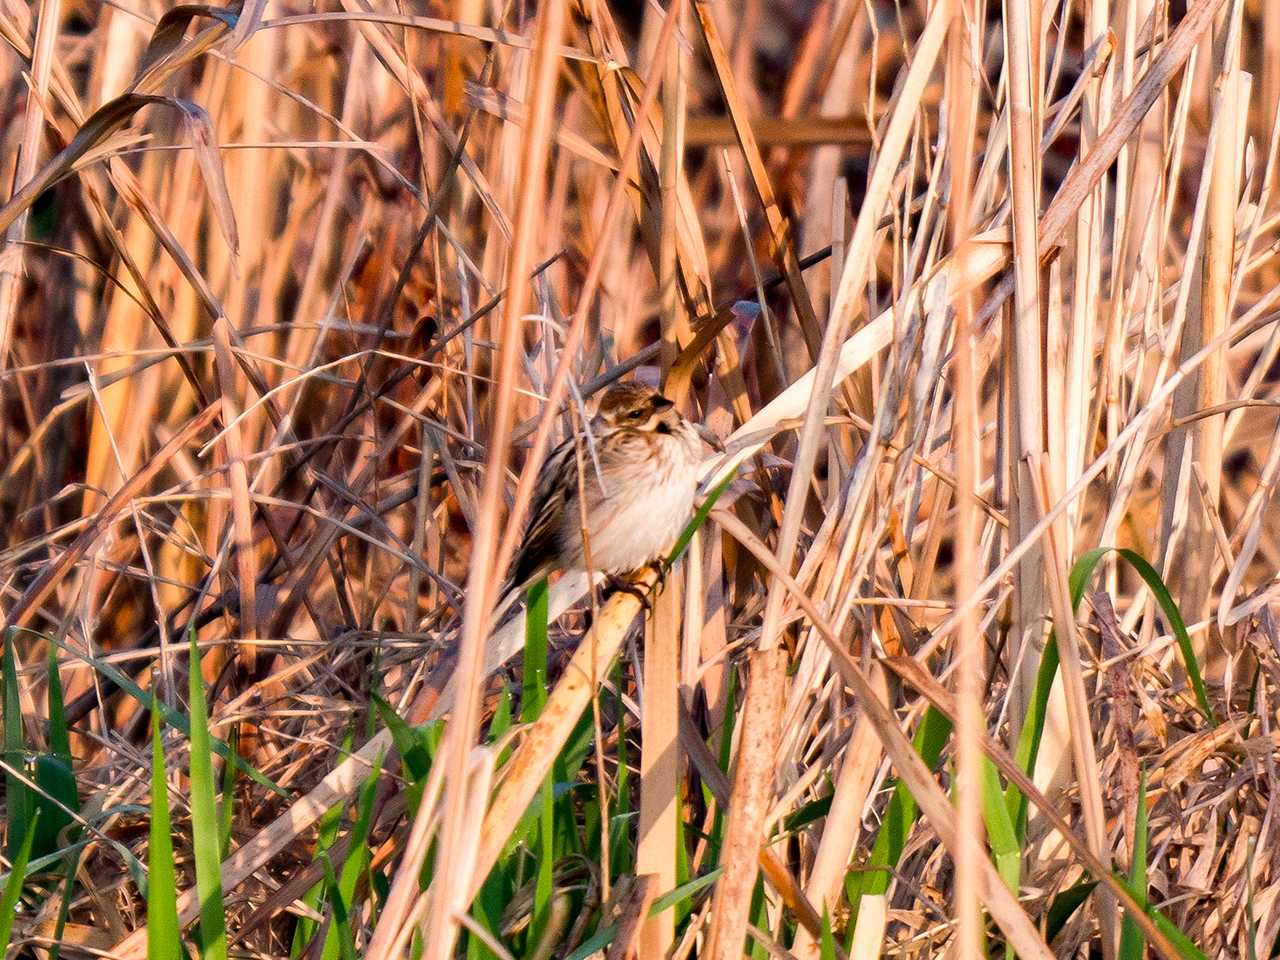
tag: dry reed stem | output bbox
[690,0,823,359]
[6,0,1280,954]
[467,574,656,903]
[428,1,566,955]
[702,644,787,960]
[710,508,1061,960]
[491,0,681,590]
[2,400,221,633]
[0,0,59,378]
[637,580,682,956]
[947,0,983,952]
[1001,0,1049,740]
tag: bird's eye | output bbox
[628,409,644,420]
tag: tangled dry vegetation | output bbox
[2,0,1280,956]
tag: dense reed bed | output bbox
[2,0,1280,956]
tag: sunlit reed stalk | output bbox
[947,0,982,952]
[424,3,567,959]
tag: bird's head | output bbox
[594,382,723,450]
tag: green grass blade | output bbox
[529,777,555,952]
[1045,881,1097,943]
[46,644,72,763]
[372,694,433,783]
[847,707,952,903]
[1066,548,1213,722]
[1113,549,1214,724]
[523,577,549,722]
[218,725,237,860]
[3,629,31,863]
[564,924,617,960]
[1119,770,1149,960]
[1148,908,1209,960]
[17,627,285,797]
[1007,545,1213,842]
[0,809,38,950]
[487,681,513,761]
[35,644,79,856]
[187,633,228,960]
[664,468,737,569]
[845,707,951,951]
[820,908,838,960]
[148,696,182,960]
[1005,633,1059,838]
[292,729,354,955]
[46,838,87,960]
[981,758,1020,893]
[783,790,833,832]
[320,854,357,960]
[649,867,724,916]
[320,751,382,960]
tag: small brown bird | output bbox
[505,382,720,598]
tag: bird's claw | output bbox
[605,574,654,612]
[646,559,670,589]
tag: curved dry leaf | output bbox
[0,94,238,255]
[167,98,239,254]
[135,3,240,76]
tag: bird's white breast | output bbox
[561,427,701,574]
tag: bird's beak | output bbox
[694,422,724,452]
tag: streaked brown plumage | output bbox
[505,382,716,597]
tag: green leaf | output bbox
[1005,626,1060,838]
[372,694,433,783]
[1112,549,1214,723]
[218,725,237,860]
[664,468,737,570]
[649,867,724,916]
[33,755,78,860]
[45,838,87,960]
[148,697,182,960]
[1148,908,1209,960]
[848,707,951,901]
[981,758,1020,893]
[1008,546,1215,841]
[523,578,549,722]
[46,644,72,765]
[320,751,382,960]
[1067,548,1213,722]
[319,854,357,960]
[3,630,31,864]
[188,633,228,960]
[820,908,838,960]
[487,681,513,760]
[563,924,617,960]
[1045,881,1097,943]
[293,728,355,955]
[1119,770,1149,960]
[34,645,79,856]
[529,777,555,952]
[783,790,833,833]
[846,707,951,949]
[0,809,38,950]
[19,627,285,797]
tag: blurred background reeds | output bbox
[2,0,1280,955]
